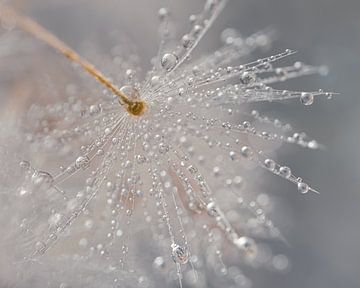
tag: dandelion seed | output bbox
[0,1,333,287]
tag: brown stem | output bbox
[0,4,147,114]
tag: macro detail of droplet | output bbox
[300,92,314,106]
[161,53,178,71]
[171,243,189,264]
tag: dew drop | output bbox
[89,104,101,115]
[300,92,314,106]
[158,8,168,21]
[35,241,47,255]
[279,166,291,178]
[297,181,309,194]
[31,171,54,190]
[234,236,257,256]
[273,254,289,271]
[19,160,31,170]
[206,202,218,217]
[119,85,141,102]
[161,53,178,72]
[75,156,90,170]
[240,72,256,85]
[158,143,170,154]
[181,34,193,48]
[240,146,251,158]
[150,75,160,86]
[171,243,189,264]
[264,159,276,171]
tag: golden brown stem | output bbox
[1,4,147,114]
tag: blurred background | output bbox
[222,1,360,287]
[7,0,360,287]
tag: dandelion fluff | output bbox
[0,1,331,287]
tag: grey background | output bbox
[223,1,360,288]
[25,0,360,287]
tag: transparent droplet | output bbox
[240,146,251,158]
[300,92,314,106]
[35,241,47,255]
[297,181,309,194]
[161,53,178,72]
[89,104,101,115]
[158,143,169,154]
[240,72,256,85]
[181,34,193,48]
[119,85,141,102]
[31,171,54,190]
[229,151,236,160]
[48,213,62,226]
[136,155,146,164]
[264,159,276,171]
[234,237,257,256]
[158,8,168,21]
[273,254,289,271]
[206,201,218,217]
[308,140,319,149]
[116,229,123,237]
[279,166,291,178]
[75,156,90,170]
[19,160,31,170]
[171,244,189,264]
[150,75,160,86]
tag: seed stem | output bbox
[1,5,145,113]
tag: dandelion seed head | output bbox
[0,0,332,287]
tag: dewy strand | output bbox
[0,4,147,116]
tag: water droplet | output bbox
[264,159,276,171]
[181,34,193,48]
[234,237,257,256]
[171,243,189,264]
[240,72,256,85]
[116,229,123,237]
[89,104,101,115]
[272,255,289,272]
[158,8,168,20]
[31,171,54,190]
[48,213,61,226]
[229,151,236,160]
[279,166,291,178]
[19,160,31,169]
[151,75,160,86]
[297,181,309,194]
[84,219,94,230]
[240,146,251,158]
[35,241,47,255]
[158,143,169,154]
[136,155,146,164]
[161,53,178,72]
[119,85,141,102]
[300,92,314,106]
[206,202,218,217]
[308,140,319,149]
[75,156,90,170]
